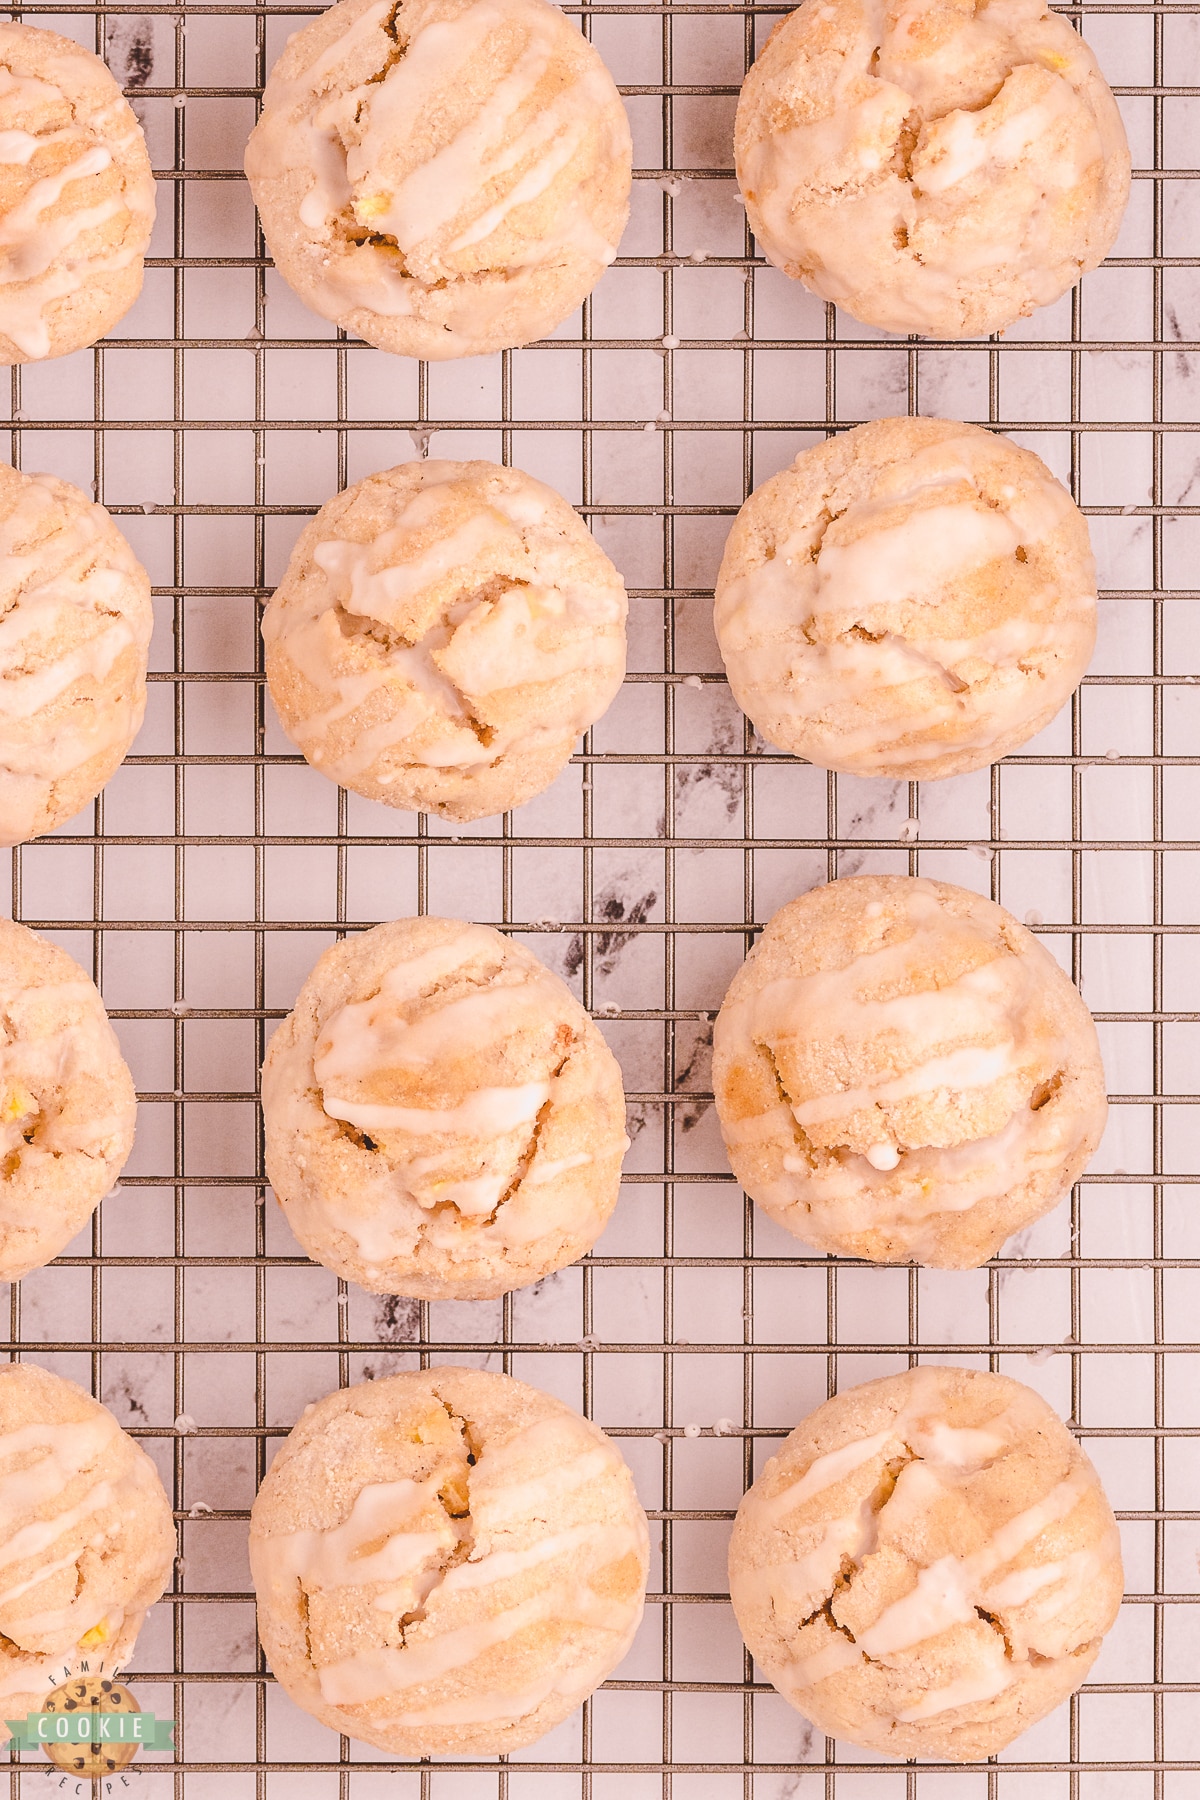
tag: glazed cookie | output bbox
[0,22,156,362]
[729,1365,1123,1760]
[250,1368,649,1756]
[714,418,1097,781]
[735,0,1130,339]
[262,917,628,1298]
[0,463,153,846]
[262,459,627,821]
[0,1362,175,1721]
[0,917,137,1282]
[712,875,1106,1267]
[244,0,631,360]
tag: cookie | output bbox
[262,916,629,1298]
[0,917,137,1282]
[714,418,1097,781]
[0,22,156,362]
[0,1362,175,1722]
[262,459,627,821]
[729,1364,1123,1760]
[244,0,631,359]
[0,462,153,846]
[712,874,1107,1267]
[735,0,1130,339]
[250,1367,649,1756]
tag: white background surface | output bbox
[3,0,1195,1791]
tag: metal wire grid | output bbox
[0,0,1191,1793]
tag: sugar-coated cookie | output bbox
[244,0,631,359]
[712,875,1106,1267]
[0,917,137,1282]
[0,462,153,846]
[262,459,627,820]
[0,1362,175,1722]
[0,22,156,362]
[250,1368,649,1755]
[729,1365,1123,1760]
[735,0,1130,339]
[715,418,1096,781]
[262,916,628,1298]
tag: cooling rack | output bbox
[0,0,1192,1791]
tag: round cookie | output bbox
[262,916,629,1299]
[712,874,1106,1267]
[714,418,1097,781]
[262,459,627,821]
[0,917,137,1282]
[0,1362,175,1724]
[244,0,631,360]
[0,462,153,846]
[250,1367,649,1756]
[729,1365,1123,1761]
[735,0,1130,339]
[0,22,156,362]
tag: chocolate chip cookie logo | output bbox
[7,1674,174,1779]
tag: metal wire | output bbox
[0,0,1189,1791]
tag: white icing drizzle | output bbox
[468,1415,625,1525]
[318,1579,631,1707]
[915,78,1085,198]
[0,128,73,165]
[767,1105,1075,1243]
[714,878,1105,1256]
[262,1477,449,1589]
[262,462,625,783]
[756,1427,896,1525]
[736,1371,1113,1730]
[731,886,1037,1148]
[871,1492,1104,1724]
[254,1405,646,1725]
[788,1631,861,1687]
[0,1415,118,1513]
[437,1520,624,1594]
[0,1614,137,1699]
[0,1479,112,1572]
[0,1546,82,1611]
[0,1407,133,1656]
[321,1080,551,1139]
[787,1040,1020,1131]
[245,0,628,334]
[0,47,156,359]
[262,919,616,1273]
[523,1148,592,1187]
[0,970,131,1191]
[715,432,1095,770]
[0,145,114,273]
[737,0,1129,336]
[0,472,151,846]
[895,1644,1016,1722]
[312,925,559,1147]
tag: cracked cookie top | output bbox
[249,1367,649,1756]
[262,458,628,821]
[711,874,1107,1267]
[0,22,156,363]
[0,462,153,848]
[261,916,629,1298]
[0,1362,175,1725]
[244,0,632,359]
[729,1364,1123,1760]
[714,417,1096,781]
[734,0,1130,338]
[0,917,136,1284]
